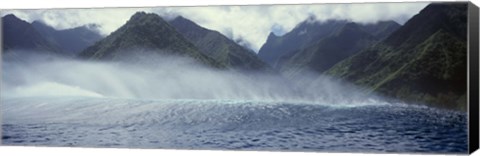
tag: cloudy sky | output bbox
[2,2,429,52]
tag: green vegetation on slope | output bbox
[79,12,225,68]
[326,3,467,111]
[169,16,273,73]
[280,22,379,86]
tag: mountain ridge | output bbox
[169,15,274,73]
[2,14,61,53]
[79,12,225,68]
[258,18,401,69]
[259,18,400,87]
[258,19,349,67]
[326,3,468,111]
[31,20,103,55]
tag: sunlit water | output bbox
[1,97,467,153]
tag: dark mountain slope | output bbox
[383,3,467,47]
[32,21,102,55]
[169,16,272,72]
[280,23,379,85]
[79,12,224,68]
[258,19,348,67]
[326,3,468,111]
[361,21,402,40]
[273,20,399,87]
[258,19,400,69]
[2,14,61,53]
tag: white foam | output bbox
[8,81,104,98]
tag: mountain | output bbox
[31,21,102,55]
[2,14,61,53]
[257,19,400,68]
[169,16,272,72]
[258,19,348,67]
[326,3,468,111]
[79,12,224,68]
[279,22,379,85]
[360,21,404,40]
[259,19,399,87]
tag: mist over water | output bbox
[1,51,468,153]
[2,50,384,106]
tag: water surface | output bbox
[2,97,468,153]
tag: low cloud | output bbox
[2,2,428,52]
[2,50,380,104]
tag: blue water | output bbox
[1,98,468,153]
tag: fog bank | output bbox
[2,50,384,105]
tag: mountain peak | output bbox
[2,14,62,53]
[384,3,467,47]
[267,32,279,39]
[31,20,46,25]
[2,14,18,19]
[2,14,24,23]
[127,12,166,25]
[173,15,188,21]
[130,11,148,19]
[420,2,466,14]
[79,12,225,68]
